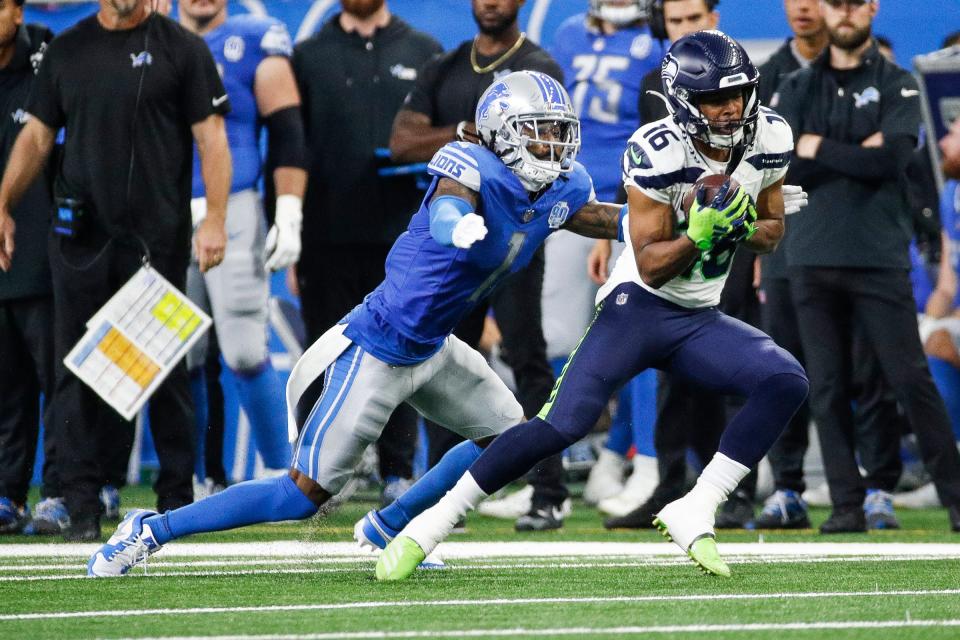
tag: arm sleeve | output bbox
[180,35,230,124]
[814,134,916,182]
[403,54,443,118]
[26,45,65,129]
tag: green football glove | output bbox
[725,198,759,244]
[686,183,751,250]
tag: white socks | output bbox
[403,472,488,555]
[687,453,750,513]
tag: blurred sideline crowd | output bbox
[1,0,960,541]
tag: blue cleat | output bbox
[23,497,69,535]
[87,509,162,577]
[746,490,810,530]
[864,489,900,530]
[100,485,121,520]
[354,510,445,568]
[0,498,29,534]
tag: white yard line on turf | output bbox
[2,554,959,581]
[3,589,960,621]
[109,619,960,638]
[3,541,960,559]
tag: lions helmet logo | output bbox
[477,82,512,123]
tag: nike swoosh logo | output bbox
[212,95,229,107]
[901,88,919,98]
[629,147,645,166]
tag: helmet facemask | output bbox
[588,0,651,26]
[495,112,581,192]
[683,84,759,150]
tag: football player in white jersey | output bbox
[377,30,809,580]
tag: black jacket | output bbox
[774,43,921,269]
[293,15,442,251]
[0,24,54,301]
[757,39,808,281]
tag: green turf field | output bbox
[2,486,959,639]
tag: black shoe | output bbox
[819,507,866,534]
[515,503,564,532]
[715,490,754,529]
[603,496,667,530]
[950,505,960,533]
[63,516,101,542]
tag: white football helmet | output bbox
[588,0,651,26]
[475,70,581,192]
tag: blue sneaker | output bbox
[87,509,162,577]
[746,490,810,530]
[864,489,900,530]
[100,485,120,520]
[0,498,29,534]
[23,497,70,535]
[354,510,445,568]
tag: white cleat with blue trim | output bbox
[87,509,163,577]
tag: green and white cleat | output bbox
[375,536,426,581]
[654,499,730,577]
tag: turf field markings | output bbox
[1,554,959,581]
[3,541,960,559]
[107,619,960,639]
[3,588,959,621]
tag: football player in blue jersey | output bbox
[87,70,629,577]
[377,31,810,581]
[177,0,308,480]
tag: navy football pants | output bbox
[470,283,809,496]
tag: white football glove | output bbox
[782,184,809,216]
[451,212,488,249]
[264,195,303,271]
[190,197,207,227]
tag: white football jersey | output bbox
[597,107,793,308]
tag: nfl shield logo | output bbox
[616,292,629,305]
[523,209,535,223]
[548,201,571,229]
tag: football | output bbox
[682,173,741,214]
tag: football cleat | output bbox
[100,485,121,520]
[864,489,900,530]
[87,509,162,577]
[354,510,445,568]
[515,501,567,532]
[0,498,29,534]
[376,536,426,581]
[747,489,810,530]
[597,455,657,517]
[477,485,533,520]
[24,497,70,535]
[582,449,625,506]
[654,497,730,577]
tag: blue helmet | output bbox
[660,30,760,149]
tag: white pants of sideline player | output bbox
[285,324,524,493]
[186,189,270,373]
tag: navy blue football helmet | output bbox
[660,30,760,150]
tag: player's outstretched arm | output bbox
[429,178,485,249]
[743,178,785,255]
[628,186,699,289]
[563,201,623,240]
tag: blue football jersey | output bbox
[191,14,293,197]
[551,15,664,202]
[343,142,595,365]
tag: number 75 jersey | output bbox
[598,109,794,309]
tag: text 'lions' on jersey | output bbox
[600,107,793,309]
